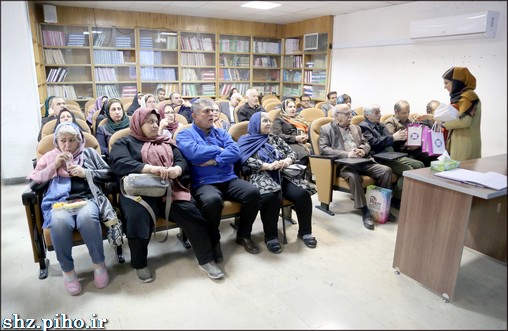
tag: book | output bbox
[434,169,507,191]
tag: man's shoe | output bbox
[388,212,397,222]
[199,261,224,280]
[212,243,224,263]
[266,239,282,254]
[236,236,260,254]
[297,234,317,248]
[362,215,375,230]
[136,267,154,283]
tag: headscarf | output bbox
[280,98,309,133]
[55,108,88,133]
[104,98,130,134]
[238,112,280,165]
[158,103,179,133]
[126,93,142,116]
[442,67,479,118]
[87,96,107,123]
[44,96,55,117]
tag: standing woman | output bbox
[28,122,111,295]
[158,103,182,138]
[109,107,224,282]
[271,98,311,166]
[237,112,317,254]
[96,98,130,159]
[440,67,481,161]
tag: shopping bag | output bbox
[366,185,392,224]
[406,123,423,146]
[428,123,446,156]
[421,126,431,153]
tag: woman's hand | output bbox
[166,166,182,179]
[295,134,308,144]
[55,152,72,169]
[67,164,85,178]
[158,118,169,132]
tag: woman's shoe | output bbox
[298,234,317,248]
[63,271,81,296]
[94,264,109,289]
[266,239,282,254]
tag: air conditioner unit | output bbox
[303,33,318,50]
[410,11,499,40]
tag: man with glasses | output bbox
[297,94,314,113]
[176,98,261,258]
[319,104,392,230]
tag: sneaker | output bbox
[199,261,224,280]
[63,271,81,296]
[93,264,109,289]
[136,267,154,283]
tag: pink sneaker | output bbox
[94,265,109,289]
[63,272,81,296]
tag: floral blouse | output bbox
[244,134,316,195]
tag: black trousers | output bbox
[193,178,261,240]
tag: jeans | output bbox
[50,200,105,272]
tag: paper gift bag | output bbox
[430,130,446,155]
[366,185,392,224]
[406,123,423,146]
[421,126,431,153]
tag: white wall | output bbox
[331,1,507,157]
[1,1,41,182]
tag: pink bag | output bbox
[424,123,445,156]
[421,126,431,153]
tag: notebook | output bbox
[434,169,507,191]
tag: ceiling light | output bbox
[241,1,281,10]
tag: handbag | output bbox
[122,173,169,197]
[120,174,172,243]
[281,164,307,178]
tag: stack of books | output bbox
[140,37,153,48]
[122,86,137,98]
[67,34,85,46]
[115,36,132,48]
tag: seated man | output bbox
[156,88,166,102]
[320,91,337,117]
[176,98,262,254]
[415,99,440,128]
[319,104,393,230]
[169,91,193,124]
[296,94,313,113]
[38,96,67,141]
[360,104,424,207]
[219,92,243,123]
[237,88,265,122]
[383,100,437,166]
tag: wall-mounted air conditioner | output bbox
[410,11,499,40]
[303,33,318,50]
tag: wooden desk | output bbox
[393,154,507,302]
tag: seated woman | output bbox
[227,87,239,100]
[55,108,88,132]
[27,122,111,296]
[126,93,143,116]
[271,98,311,166]
[87,96,108,127]
[237,111,317,253]
[108,107,224,282]
[143,93,157,109]
[157,103,182,138]
[95,98,130,159]
[212,101,230,131]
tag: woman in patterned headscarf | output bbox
[271,98,311,165]
[440,67,481,161]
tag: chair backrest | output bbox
[174,105,182,114]
[64,100,80,108]
[65,108,86,121]
[314,101,325,110]
[84,99,95,112]
[119,97,132,105]
[354,106,364,115]
[381,113,393,124]
[262,98,281,108]
[41,119,91,139]
[175,113,188,125]
[65,104,82,112]
[173,124,192,142]
[309,117,333,156]
[37,132,101,160]
[261,94,278,105]
[228,121,249,142]
[123,101,133,112]
[85,103,96,122]
[91,110,101,134]
[156,100,172,110]
[233,103,243,123]
[351,115,365,126]
[108,127,130,152]
[97,117,108,129]
[264,101,281,112]
[219,112,229,123]
[267,108,281,123]
[300,107,324,123]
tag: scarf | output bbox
[158,103,179,133]
[126,93,142,116]
[130,107,190,201]
[238,112,280,164]
[104,98,130,134]
[44,96,55,117]
[442,67,479,118]
[280,99,309,133]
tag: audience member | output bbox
[320,91,338,117]
[126,93,143,116]
[28,122,111,295]
[383,100,437,166]
[42,96,55,118]
[296,94,313,113]
[87,96,108,126]
[55,108,88,133]
[219,92,243,123]
[360,104,424,207]
[169,92,193,124]
[338,94,355,115]
[157,103,182,138]
[95,98,130,159]
[212,101,230,131]
[319,104,393,230]
[109,107,225,282]
[143,94,157,109]
[156,88,166,102]
[272,98,310,166]
[176,98,261,255]
[38,96,67,141]
[238,112,317,253]
[227,87,239,100]
[237,88,265,122]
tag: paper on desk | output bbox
[435,168,507,190]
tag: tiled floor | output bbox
[1,183,506,329]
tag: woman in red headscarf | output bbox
[108,107,224,283]
[440,67,482,161]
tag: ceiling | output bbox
[36,1,412,24]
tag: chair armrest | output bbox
[22,187,38,206]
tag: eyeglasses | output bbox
[336,112,352,117]
[165,111,175,114]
